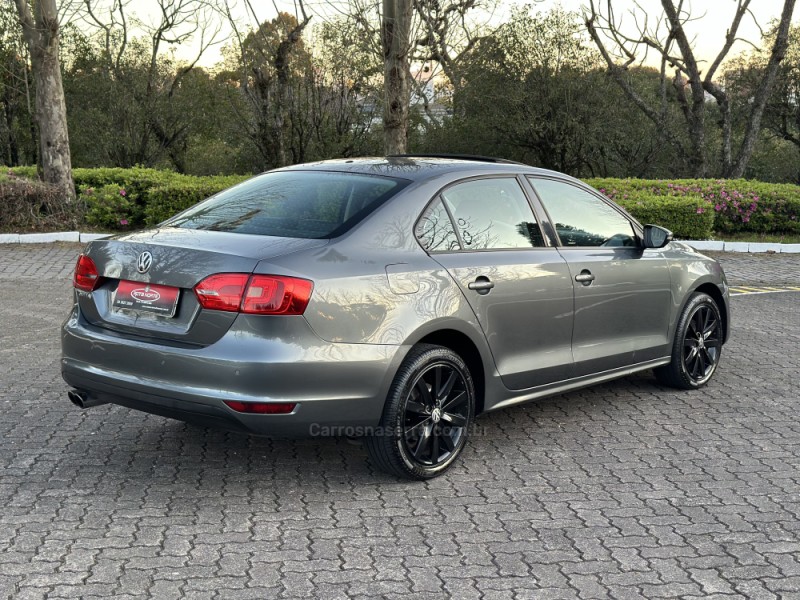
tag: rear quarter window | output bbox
[166,171,409,239]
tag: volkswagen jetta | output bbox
[62,156,730,479]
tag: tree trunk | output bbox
[14,0,74,201]
[31,50,73,196]
[728,0,797,178]
[3,88,20,166]
[704,80,733,175]
[23,63,37,166]
[382,0,412,155]
[687,112,707,178]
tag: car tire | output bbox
[655,292,723,390]
[365,344,475,480]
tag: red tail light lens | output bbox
[73,254,101,292]
[224,401,296,414]
[194,273,249,312]
[242,275,313,315]
[194,273,313,315]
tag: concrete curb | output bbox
[0,232,111,244]
[685,240,800,253]
[0,232,798,252]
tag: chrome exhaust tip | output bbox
[67,389,108,409]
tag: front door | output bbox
[527,177,673,376]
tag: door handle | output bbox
[468,277,494,295]
[575,270,595,286]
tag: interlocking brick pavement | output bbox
[1,243,799,599]
[704,251,798,286]
[0,244,80,281]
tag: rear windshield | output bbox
[165,171,408,239]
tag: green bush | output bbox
[614,191,715,240]
[143,175,248,225]
[586,178,800,236]
[74,168,240,229]
[80,184,138,230]
[72,167,179,198]
[2,165,39,181]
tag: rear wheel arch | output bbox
[412,329,487,415]
[366,343,476,479]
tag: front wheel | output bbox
[365,344,475,479]
[655,292,723,389]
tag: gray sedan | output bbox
[62,156,730,479]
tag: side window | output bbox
[440,178,545,250]
[530,178,637,248]
[415,198,461,253]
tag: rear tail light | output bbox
[224,401,296,414]
[242,275,314,315]
[73,254,101,292]
[194,273,249,312]
[194,274,313,315]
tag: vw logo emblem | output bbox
[136,251,153,274]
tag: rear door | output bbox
[417,176,574,390]
[526,177,673,375]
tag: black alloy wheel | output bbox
[402,362,470,467]
[681,302,722,385]
[365,344,475,479]
[655,292,724,389]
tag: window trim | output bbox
[413,174,553,255]
[525,175,644,250]
[415,195,463,254]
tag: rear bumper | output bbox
[61,308,405,437]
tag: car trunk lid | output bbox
[77,228,326,345]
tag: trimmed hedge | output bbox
[80,184,139,230]
[586,178,800,236]
[2,166,248,230]
[612,191,715,240]
[2,166,799,238]
[143,176,247,225]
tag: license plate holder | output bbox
[112,280,180,317]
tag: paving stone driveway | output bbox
[1,244,799,599]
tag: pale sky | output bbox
[122,0,797,69]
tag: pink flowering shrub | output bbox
[587,178,800,236]
[80,184,137,230]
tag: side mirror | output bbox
[643,224,673,249]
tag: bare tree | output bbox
[0,5,37,166]
[585,0,796,178]
[222,0,311,168]
[13,0,74,200]
[80,0,222,172]
[411,0,495,107]
[329,0,492,152]
[322,0,412,152]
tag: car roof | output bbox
[276,156,579,184]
